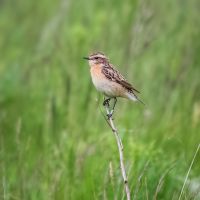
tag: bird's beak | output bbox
[83,57,89,60]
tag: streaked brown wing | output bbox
[120,80,140,93]
[102,65,140,93]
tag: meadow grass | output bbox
[0,0,200,199]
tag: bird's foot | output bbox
[107,112,114,120]
[107,113,112,120]
[103,98,110,106]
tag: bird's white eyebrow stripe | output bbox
[89,52,106,59]
[90,52,105,56]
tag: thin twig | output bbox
[98,102,113,130]
[104,103,131,200]
[178,144,200,200]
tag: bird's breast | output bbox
[90,64,106,90]
[90,65,125,97]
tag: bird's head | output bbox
[83,52,109,66]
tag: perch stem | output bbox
[104,103,131,200]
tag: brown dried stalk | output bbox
[104,102,131,200]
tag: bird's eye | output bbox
[94,57,98,59]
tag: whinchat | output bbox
[84,52,144,117]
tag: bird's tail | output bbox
[137,97,146,106]
[126,92,145,106]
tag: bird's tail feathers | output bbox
[137,97,146,106]
[126,92,146,106]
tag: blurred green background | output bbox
[0,0,200,199]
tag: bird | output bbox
[83,52,144,118]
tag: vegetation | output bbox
[0,0,200,199]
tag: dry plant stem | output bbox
[104,104,131,200]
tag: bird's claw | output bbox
[103,99,110,106]
[107,113,113,120]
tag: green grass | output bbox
[0,0,200,199]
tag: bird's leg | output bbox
[103,97,113,119]
[103,97,117,120]
[110,97,117,116]
[103,97,111,107]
